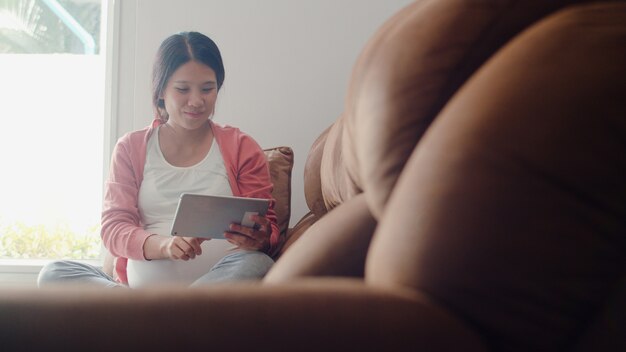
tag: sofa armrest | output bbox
[0,279,486,352]
[276,210,318,258]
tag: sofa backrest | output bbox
[305,0,618,219]
[363,1,626,351]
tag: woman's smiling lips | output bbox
[184,111,204,118]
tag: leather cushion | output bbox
[263,146,294,239]
[319,116,361,211]
[303,126,331,217]
[336,0,594,218]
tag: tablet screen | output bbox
[170,193,270,239]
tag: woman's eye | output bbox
[202,88,214,93]
[175,87,189,92]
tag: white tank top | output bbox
[127,125,236,287]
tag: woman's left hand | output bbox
[224,215,271,252]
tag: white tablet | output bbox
[170,193,270,239]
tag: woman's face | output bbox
[161,60,218,130]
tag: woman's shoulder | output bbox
[211,121,242,136]
[211,121,257,144]
[110,125,155,165]
[211,121,264,154]
[117,125,155,147]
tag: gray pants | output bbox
[37,250,274,288]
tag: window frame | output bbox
[0,0,120,285]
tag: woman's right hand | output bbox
[143,234,207,260]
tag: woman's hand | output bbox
[163,236,206,260]
[143,234,207,261]
[224,215,271,252]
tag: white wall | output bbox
[112,0,414,225]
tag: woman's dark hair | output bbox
[152,31,225,121]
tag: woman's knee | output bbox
[37,260,115,287]
[221,250,274,277]
[237,251,275,276]
[37,260,76,287]
[191,251,275,286]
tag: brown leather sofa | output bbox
[1,1,625,351]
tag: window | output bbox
[0,0,107,260]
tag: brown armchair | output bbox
[1,1,625,351]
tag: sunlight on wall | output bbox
[0,54,104,237]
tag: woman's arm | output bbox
[100,135,153,260]
[227,133,282,256]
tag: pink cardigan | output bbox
[101,120,280,284]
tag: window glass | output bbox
[0,0,105,260]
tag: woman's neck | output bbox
[158,120,215,167]
[162,120,213,145]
